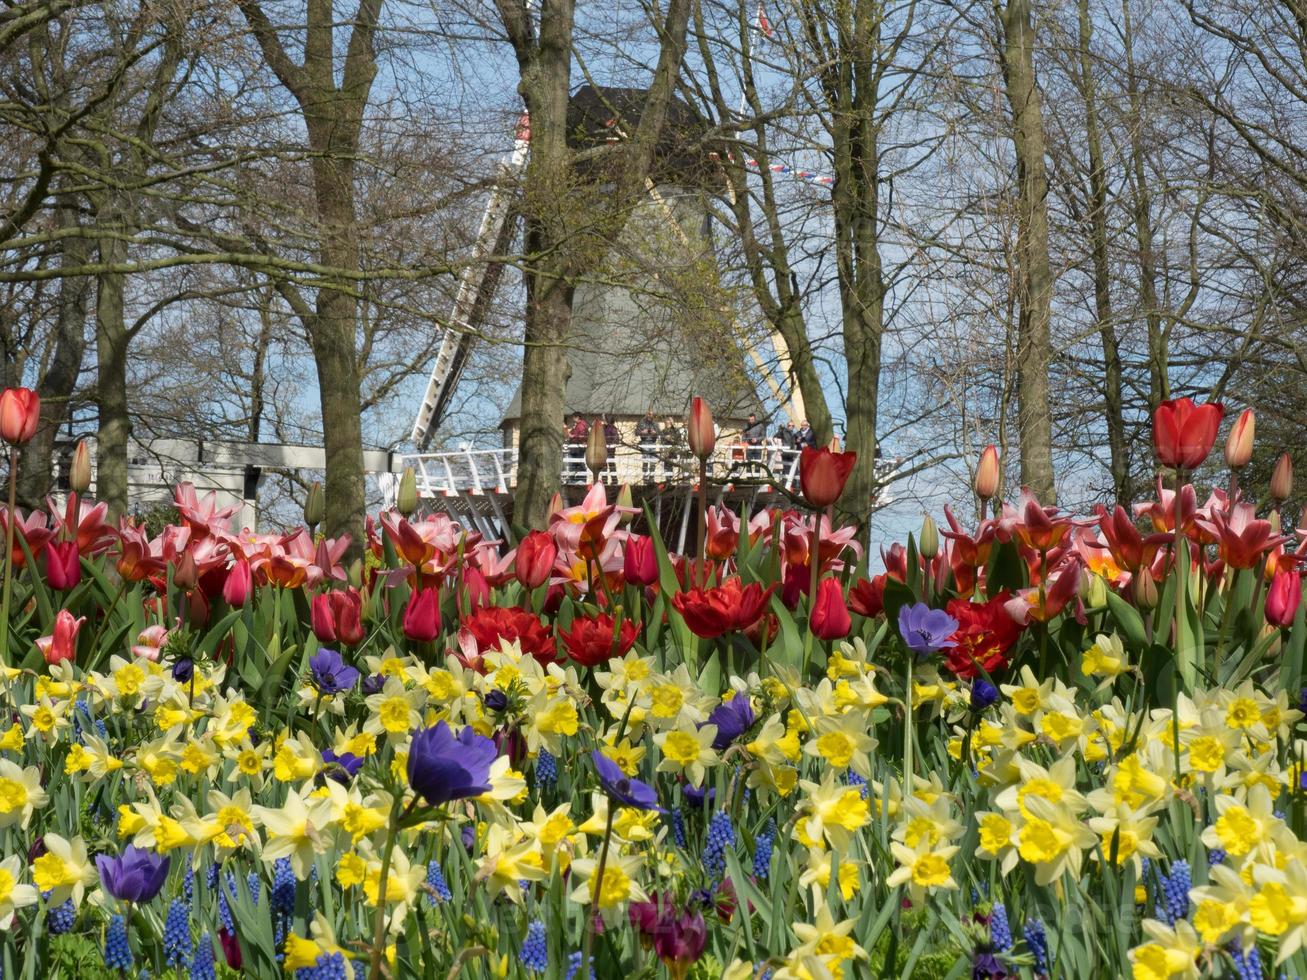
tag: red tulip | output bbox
[463,605,556,664]
[1224,409,1255,468]
[560,612,639,667]
[687,397,715,460]
[44,540,79,591]
[1152,397,1224,470]
[798,446,857,508]
[462,567,490,609]
[223,559,252,607]
[1266,570,1302,627]
[975,444,1000,499]
[1095,505,1170,572]
[848,574,886,618]
[514,530,556,590]
[402,587,441,643]
[0,388,38,445]
[623,534,658,587]
[37,609,84,666]
[218,927,243,970]
[808,577,851,640]
[941,592,1022,678]
[671,577,776,639]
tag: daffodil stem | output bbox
[1173,468,1191,690]
[581,804,616,973]
[368,798,403,980]
[0,447,18,667]
[903,656,914,797]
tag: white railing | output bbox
[396,444,901,500]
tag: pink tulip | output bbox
[687,397,715,460]
[37,610,85,665]
[131,624,170,661]
[223,559,252,607]
[44,541,80,591]
[402,587,441,643]
[1266,570,1302,627]
[0,388,38,445]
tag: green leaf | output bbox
[985,540,1027,597]
[1105,589,1147,650]
[882,576,916,641]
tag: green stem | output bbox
[581,803,617,972]
[802,511,821,677]
[368,798,403,980]
[904,656,914,797]
[1173,468,1193,690]
[0,447,17,667]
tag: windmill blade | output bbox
[411,122,529,450]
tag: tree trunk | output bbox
[19,195,91,508]
[95,238,130,519]
[1078,0,1129,502]
[999,0,1056,502]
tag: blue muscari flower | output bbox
[46,895,75,934]
[297,952,349,980]
[164,898,192,966]
[536,749,557,787]
[425,859,452,903]
[1208,848,1227,865]
[1232,941,1263,980]
[1159,860,1190,926]
[205,863,219,891]
[671,809,686,849]
[103,914,132,970]
[1023,918,1047,974]
[190,934,217,980]
[248,870,261,906]
[218,880,234,932]
[183,863,195,903]
[702,809,736,879]
[564,952,594,980]
[753,820,776,880]
[846,770,868,800]
[272,857,296,915]
[95,717,107,740]
[519,919,548,973]
[990,903,1012,952]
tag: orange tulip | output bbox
[0,387,38,445]
[975,445,1000,499]
[798,446,857,508]
[687,397,715,460]
[1271,453,1293,502]
[1224,409,1255,468]
[1152,397,1224,470]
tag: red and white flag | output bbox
[756,1,775,38]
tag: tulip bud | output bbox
[1080,568,1107,608]
[1266,570,1302,628]
[1224,409,1255,468]
[809,577,851,640]
[68,440,91,494]
[0,387,39,446]
[547,492,565,520]
[347,558,364,589]
[623,533,658,587]
[616,484,634,526]
[974,444,1000,499]
[402,586,441,643]
[1271,453,1293,502]
[44,541,80,591]
[311,592,338,643]
[396,468,418,516]
[687,396,715,461]
[514,530,556,590]
[918,515,939,559]
[1133,567,1158,610]
[585,422,607,477]
[172,551,199,592]
[223,559,252,607]
[304,480,325,527]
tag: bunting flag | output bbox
[756,1,775,39]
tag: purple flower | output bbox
[970,680,999,711]
[308,649,359,695]
[703,697,755,751]
[683,784,715,808]
[321,749,364,784]
[172,659,193,683]
[591,751,664,812]
[407,722,497,808]
[483,689,509,713]
[96,845,170,903]
[361,673,385,696]
[897,602,959,657]
[652,909,707,969]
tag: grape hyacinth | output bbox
[163,898,192,966]
[46,895,74,934]
[990,903,1012,952]
[753,820,776,880]
[564,951,594,980]
[1232,941,1263,980]
[1158,860,1190,926]
[205,863,219,891]
[671,808,686,849]
[190,934,217,980]
[425,858,452,903]
[103,914,132,970]
[183,863,195,903]
[297,952,350,980]
[272,857,296,915]
[1023,918,1048,974]
[519,919,549,973]
[536,749,557,787]
[702,810,736,879]
[846,770,869,800]
[247,870,262,906]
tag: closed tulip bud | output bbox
[402,586,441,643]
[396,468,418,516]
[304,480,325,527]
[623,533,658,586]
[311,592,338,643]
[809,577,851,640]
[514,530,556,590]
[1271,453,1293,502]
[1133,567,1158,610]
[798,445,857,508]
[1266,570,1302,627]
[172,551,198,592]
[547,492,565,520]
[68,440,91,494]
[585,422,607,476]
[44,541,79,591]
[919,515,939,559]
[687,396,715,460]
[616,484,634,525]
[1224,409,1255,468]
[975,444,1000,499]
[223,559,252,607]
[0,387,39,446]
[1080,568,1107,608]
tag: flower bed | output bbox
[0,391,1301,979]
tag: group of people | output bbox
[561,408,819,484]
